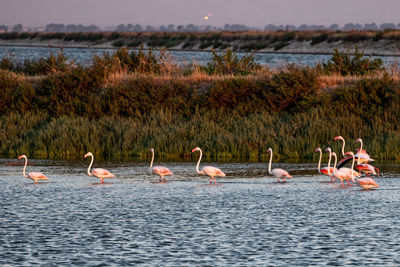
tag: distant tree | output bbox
[116,24,128,32]
[380,23,396,30]
[328,24,339,30]
[45,23,65,32]
[297,24,310,31]
[363,23,378,30]
[177,25,184,32]
[167,24,174,32]
[264,24,278,31]
[0,25,8,32]
[12,24,23,32]
[133,24,143,32]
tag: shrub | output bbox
[323,47,383,76]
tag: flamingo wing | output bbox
[272,168,292,178]
[92,168,114,178]
[29,172,48,180]
[203,166,226,177]
[357,177,379,189]
[152,166,173,176]
[321,167,335,176]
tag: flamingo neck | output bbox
[87,155,94,176]
[195,148,203,174]
[327,150,332,175]
[350,153,355,180]
[340,139,346,157]
[268,150,273,175]
[150,149,154,172]
[357,139,363,164]
[22,157,28,178]
[332,153,337,173]
[317,149,322,173]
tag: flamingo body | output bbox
[150,149,173,182]
[356,164,379,177]
[18,155,48,183]
[92,168,115,179]
[357,177,379,190]
[192,147,225,184]
[320,167,335,176]
[84,152,114,183]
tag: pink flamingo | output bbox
[332,152,360,187]
[267,148,292,182]
[84,152,114,183]
[355,138,374,164]
[356,163,380,177]
[347,152,379,190]
[150,148,173,182]
[192,147,226,184]
[18,155,48,183]
[315,147,335,181]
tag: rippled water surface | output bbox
[1,46,399,68]
[1,159,400,266]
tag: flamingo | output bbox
[315,147,335,181]
[332,151,360,187]
[355,138,374,164]
[356,163,380,177]
[347,152,379,190]
[18,155,48,183]
[192,147,225,184]
[267,148,292,183]
[84,152,114,183]
[150,148,173,182]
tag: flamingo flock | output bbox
[315,136,379,189]
[15,138,381,190]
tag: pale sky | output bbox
[1,0,399,28]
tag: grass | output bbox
[0,48,399,161]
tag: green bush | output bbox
[323,47,383,75]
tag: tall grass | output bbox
[1,48,400,161]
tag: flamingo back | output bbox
[272,168,292,178]
[152,166,173,176]
[356,164,377,175]
[203,166,226,177]
[29,172,48,180]
[92,168,114,178]
[357,177,379,189]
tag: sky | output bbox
[1,0,400,28]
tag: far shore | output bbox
[2,31,400,57]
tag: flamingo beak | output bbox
[18,155,23,160]
[334,136,340,140]
[191,148,197,153]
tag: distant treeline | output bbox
[2,30,400,52]
[2,21,400,33]
[0,47,398,161]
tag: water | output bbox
[1,46,399,68]
[1,159,399,266]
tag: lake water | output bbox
[1,158,399,266]
[1,46,399,68]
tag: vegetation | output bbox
[0,47,399,161]
[1,30,400,52]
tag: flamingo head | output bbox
[150,148,154,152]
[345,151,354,156]
[18,155,27,160]
[267,147,272,153]
[191,147,200,153]
[315,148,321,153]
[324,147,331,153]
[84,152,93,158]
[334,136,344,141]
[355,138,362,143]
